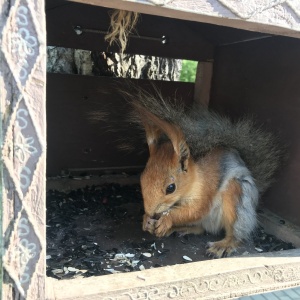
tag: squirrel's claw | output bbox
[206,240,238,258]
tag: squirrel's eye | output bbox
[166,183,176,195]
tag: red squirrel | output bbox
[123,88,282,258]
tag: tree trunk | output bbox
[47,47,182,81]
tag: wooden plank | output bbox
[259,209,300,248]
[47,175,140,191]
[69,0,300,39]
[46,74,195,176]
[46,3,214,61]
[0,1,7,295]
[45,1,274,55]
[46,249,300,299]
[0,0,4,291]
[0,0,47,298]
[210,35,300,227]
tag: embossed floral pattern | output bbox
[1,0,45,297]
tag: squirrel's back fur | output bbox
[122,86,283,194]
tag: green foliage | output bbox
[180,60,198,82]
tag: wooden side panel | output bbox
[46,74,195,176]
[0,0,47,298]
[210,36,300,226]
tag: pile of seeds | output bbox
[46,182,295,280]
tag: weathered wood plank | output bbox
[46,249,300,299]
[0,0,47,298]
[210,35,300,227]
[70,0,300,39]
[46,3,214,60]
[259,209,300,248]
[46,74,194,176]
[193,61,213,106]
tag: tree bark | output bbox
[47,47,182,81]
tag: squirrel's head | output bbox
[137,106,194,218]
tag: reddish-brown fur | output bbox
[207,179,241,257]
[137,105,245,257]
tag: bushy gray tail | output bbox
[122,85,284,194]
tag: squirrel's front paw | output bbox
[154,215,172,237]
[143,214,156,234]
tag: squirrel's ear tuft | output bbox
[143,122,162,155]
[179,141,190,172]
[133,104,163,155]
[133,103,190,168]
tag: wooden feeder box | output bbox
[1,0,300,299]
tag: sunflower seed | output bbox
[142,252,151,258]
[114,253,126,260]
[104,268,120,274]
[68,267,79,272]
[183,255,192,261]
[125,253,135,258]
[151,242,156,250]
[52,269,64,274]
[132,260,140,267]
[255,247,264,252]
[139,265,145,271]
